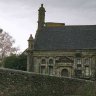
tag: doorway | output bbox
[61,69,69,77]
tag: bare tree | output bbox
[0,30,18,67]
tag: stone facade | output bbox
[27,4,96,79]
[28,50,96,79]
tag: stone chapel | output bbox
[27,4,96,79]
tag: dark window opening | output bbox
[49,66,53,75]
[49,59,53,64]
[61,69,69,77]
[75,69,82,77]
[41,59,46,64]
[41,66,46,74]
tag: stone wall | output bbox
[32,50,96,78]
[0,68,96,96]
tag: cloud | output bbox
[44,0,96,9]
[0,0,96,51]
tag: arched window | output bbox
[76,58,81,64]
[41,59,46,64]
[49,59,53,64]
[41,66,46,74]
[85,66,89,76]
[49,66,53,75]
[84,58,90,65]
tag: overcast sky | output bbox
[0,0,96,52]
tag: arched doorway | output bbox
[61,69,69,77]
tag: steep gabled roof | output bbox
[34,25,96,51]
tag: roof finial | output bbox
[41,4,43,7]
[28,34,33,41]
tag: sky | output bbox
[0,0,96,52]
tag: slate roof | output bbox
[34,25,96,50]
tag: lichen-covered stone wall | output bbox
[0,68,95,96]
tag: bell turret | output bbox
[38,4,46,30]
